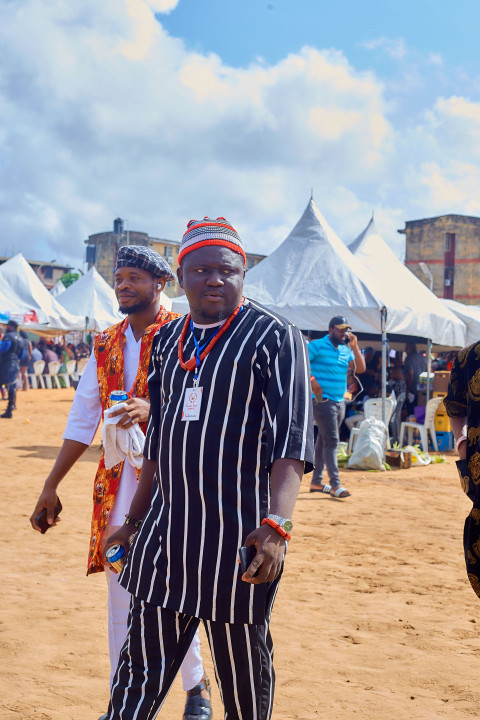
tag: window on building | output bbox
[444,266,454,286]
[42,266,53,279]
[445,233,455,252]
[163,246,173,263]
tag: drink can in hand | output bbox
[106,544,127,573]
[110,390,128,406]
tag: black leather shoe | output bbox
[183,676,213,719]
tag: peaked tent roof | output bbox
[349,216,466,346]
[0,253,84,334]
[57,266,173,332]
[50,279,66,297]
[56,267,123,332]
[441,299,480,346]
[242,198,385,334]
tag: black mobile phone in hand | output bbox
[36,497,62,534]
[239,545,259,576]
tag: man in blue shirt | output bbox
[308,316,366,498]
[0,320,24,418]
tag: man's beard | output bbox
[195,305,233,323]
[118,294,154,315]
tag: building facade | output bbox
[400,214,480,304]
[85,219,182,297]
[85,219,266,297]
[0,257,72,290]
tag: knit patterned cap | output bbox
[115,245,175,280]
[178,217,246,266]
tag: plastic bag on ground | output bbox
[347,417,388,471]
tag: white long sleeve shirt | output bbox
[63,323,141,526]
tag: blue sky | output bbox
[0,0,479,268]
[160,0,480,124]
[161,0,479,74]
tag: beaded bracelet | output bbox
[261,517,291,541]
[125,513,142,529]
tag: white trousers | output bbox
[105,568,204,691]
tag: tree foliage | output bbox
[60,271,80,288]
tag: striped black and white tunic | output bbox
[120,299,314,624]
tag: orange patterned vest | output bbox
[87,307,179,575]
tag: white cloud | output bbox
[0,0,477,270]
[396,95,480,219]
[429,52,443,66]
[145,0,179,11]
[419,161,480,213]
[362,37,407,61]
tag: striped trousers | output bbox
[107,583,279,720]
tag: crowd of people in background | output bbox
[2,326,459,424]
[313,340,458,444]
[0,332,94,401]
[24,338,93,385]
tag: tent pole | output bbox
[426,338,432,406]
[381,307,387,425]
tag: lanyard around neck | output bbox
[178,298,245,385]
[190,322,222,385]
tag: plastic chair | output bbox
[59,359,76,388]
[45,360,62,389]
[348,396,396,454]
[75,357,89,379]
[399,396,443,453]
[389,392,406,445]
[28,360,45,389]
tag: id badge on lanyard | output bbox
[181,322,215,422]
[182,385,203,421]
[180,308,243,421]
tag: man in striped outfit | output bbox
[104,217,314,719]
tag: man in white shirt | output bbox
[30,245,211,720]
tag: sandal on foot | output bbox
[184,676,213,719]
[330,486,351,498]
[310,483,332,494]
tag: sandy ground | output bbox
[2,388,480,720]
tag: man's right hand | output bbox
[103,525,135,573]
[29,439,89,533]
[30,487,61,532]
[310,376,322,399]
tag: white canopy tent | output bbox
[56,266,123,332]
[243,198,466,344]
[441,299,480,347]
[0,253,85,335]
[50,279,66,297]
[242,198,384,333]
[56,266,173,332]
[242,198,467,421]
[0,279,36,323]
[349,215,466,347]
[349,215,467,406]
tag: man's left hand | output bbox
[109,397,150,429]
[241,524,286,584]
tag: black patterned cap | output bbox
[329,316,351,329]
[115,245,175,280]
